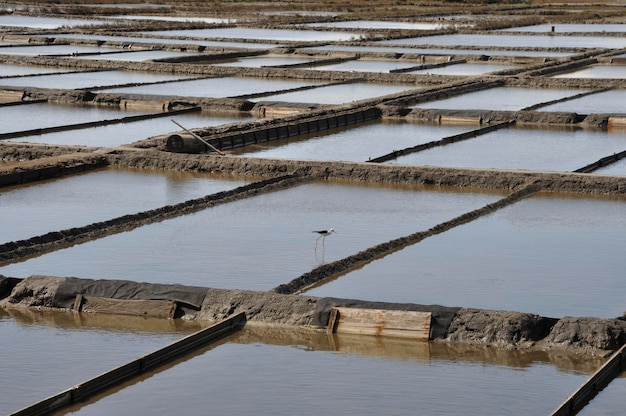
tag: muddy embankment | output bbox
[1,275,625,355]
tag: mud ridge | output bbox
[2,275,624,354]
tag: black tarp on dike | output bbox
[54,277,208,310]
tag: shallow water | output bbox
[0,102,150,134]
[305,192,626,319]
[389,126,626,172]
[0,45,121,57]
[253,82,419,105]
[377,33,626,49]
[0,15,112,29]
[0,167,249,244]
[537,89,626,114]
[0,182,503,291]
[0,63,72,76]
[59,33,281,49]
[211,56,314,68]
[141,27,364,42]
[0,308,204,415]
[553,65,626,79]
[407,62,517,75]
[304,44,573,58]
[70,49,207,62]
[0,69,192,89]
[305,20,459,30]
[311,59,423,73]
[58,327,594,416]
[231,120,471,161]
[501,23,626,33]
[6,111,254,146]
[413,86,588,111]
[96,76,324,98]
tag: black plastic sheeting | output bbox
[54,277,208,310]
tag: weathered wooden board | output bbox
[328,307,431,340]
[73,295,176,319]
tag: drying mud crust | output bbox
[1,0,625,358]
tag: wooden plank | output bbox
[328,307,431,340]
[551,342,626,416]
[80,296,176,319]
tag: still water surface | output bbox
[141,27,364,42]
[377,33,626,49]
[413,87,587,111]
[58,326,595,416]
[552,65,626,79]
[253,82,419,105]
[0,63,71,76]
[0,308,205,415]
[0,182,503,290]
[231,120,471,161]
[305,193,626,318]
[96,76,323,98]
[390,126,626,172]
[6,111,254,146]
[407,62,517,75]
[0,102,150,134]
[60,33,281,49]
[304,44,573,58]
[0,69,192,89]
[537,89,626,114]
[0,168,249,243]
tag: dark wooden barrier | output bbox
[11,312,246,416]
[574,150,626,173]
[368,120,515,163]
[207,107,380,151]
[550,342,625,416]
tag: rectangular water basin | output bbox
[60,33,281,49]
[0,69,194,89]
[70,49,209,62]
[305,192,626,319]
[412,86,588,111]
[304,44,573,58]
[96,76,325,98]
[6,111,254,147]
[141,27,365,42]
[376,33,626,49]
[0,63,72,76]
[388,126,626,172]
[210,56,315,68]
[0,182,505,290]
[0,102,153,134]
[230,120,473,162]
[252,82,420,105]
[0,44,126,57]
[407,62,518,75]
[62,326,596,416]
[537,89,626,114]
[553,65,626,79]
[0,308,204,415]
[501,24,626,33]
[0,167,250,244]
[310,59,424,73]
[0,15,113,29]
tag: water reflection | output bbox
[56,324,599,416]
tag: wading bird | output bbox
[313,228,335,250]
